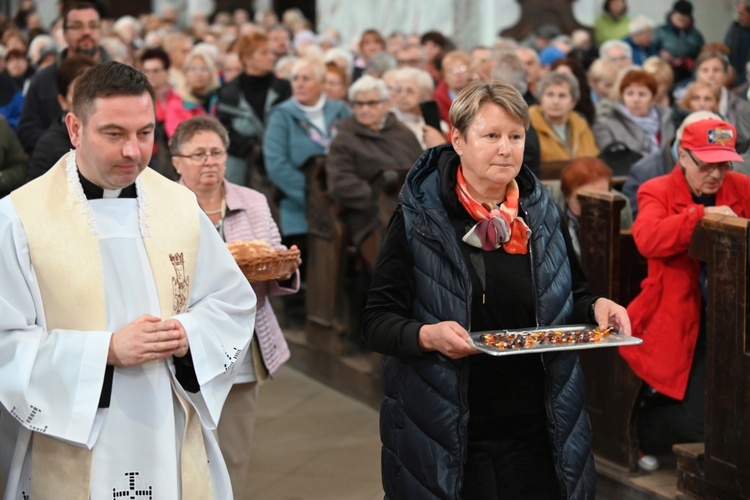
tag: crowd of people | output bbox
[1,0,750,498]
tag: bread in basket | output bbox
[227,240,300,282]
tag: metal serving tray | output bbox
[468,324,642,356]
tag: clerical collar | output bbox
[78,170,137,200]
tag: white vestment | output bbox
[0,192,256,499]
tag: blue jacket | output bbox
[624,36,658,66]
[380,145,596,499]
[263,97,350,236]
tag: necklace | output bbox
[200,190,226,217]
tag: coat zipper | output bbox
[521,199,569,499]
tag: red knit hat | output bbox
[680,118,744,163]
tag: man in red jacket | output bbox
[620,117,750,467]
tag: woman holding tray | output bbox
[362,80,631,499]
[170,116,300,500]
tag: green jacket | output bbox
[594,13,631,46]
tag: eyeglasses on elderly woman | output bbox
[173,150,228,163]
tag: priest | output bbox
[0,61,256,500]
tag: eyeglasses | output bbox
[353,100,383,108]
[448,65,468,75]
[687,150,733,174]
[65,22,100,31]
[174,150,227,163]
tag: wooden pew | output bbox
[303,155,355,355]
[576,190,647,472]
[675,215,750,499]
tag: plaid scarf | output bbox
[455,164,530,254]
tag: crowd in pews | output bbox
[2,0,750,497]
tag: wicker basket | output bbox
[227,241,300,282]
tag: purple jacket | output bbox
[182,179,297,375]
[223,180,297,375]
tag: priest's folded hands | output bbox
[107,314,190,366]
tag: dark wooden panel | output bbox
[679,215,750,499]
[577,190,642,472]
[500,0,590,41]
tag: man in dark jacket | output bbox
[16,1,109,155]
[725,0,750,85]
[26,55,96,182]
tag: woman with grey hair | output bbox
[326,75,423,274]
[600,39,634,69]
[530,71,600,162]
[170,115,300,500]
[362,80,629,499]
[390,67,447,149]
[625,15,657,65]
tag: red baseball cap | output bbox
[680,118,744,163]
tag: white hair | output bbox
[113,15,141,37]
[348,74,389,102]
[599,40,633,61]
[629,15,655,35]
[324,47,354,76]
[393,67,434,99]
[290,55,326,82]
[27,34,54,64]
[192,42,220,63]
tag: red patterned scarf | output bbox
[455,164,530,254]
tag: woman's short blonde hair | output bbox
[450,80,529,138]
[587,58,618,83]
[290,55,326,82]
[642,56,674,89]
[182,46,221,94]
[677,81,721,112]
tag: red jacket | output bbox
[433,80,453,127]
[620,164,750,400]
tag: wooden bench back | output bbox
[303,155,350,351]
[678,215,750,498]
[576,189,646,471]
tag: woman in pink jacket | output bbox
[165,46,220,138]
[170,115,300,500]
